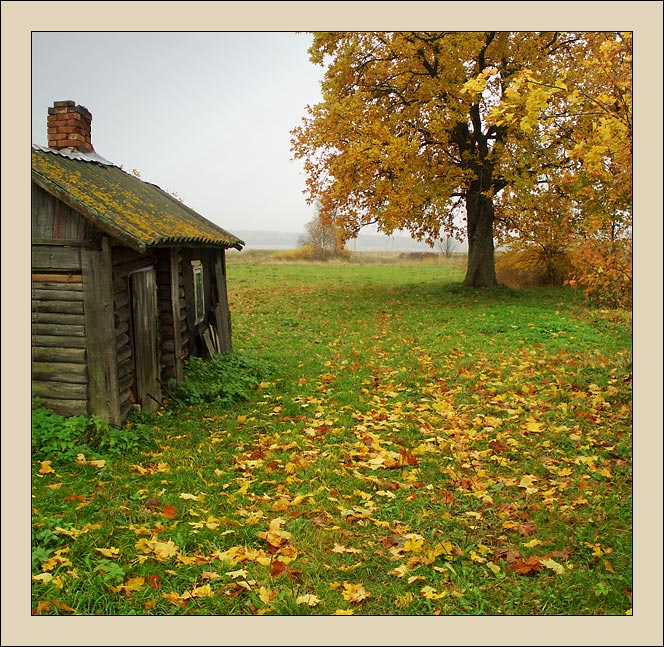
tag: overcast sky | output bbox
[31,31,325,234]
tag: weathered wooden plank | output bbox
[33,335,87,349]
[114,305,130,328]
[37,399,88,418]
[114,290,129,309]
[62,201,84,240]
[32,381,88,400]
[82,237,121,424]
[118,372,133,393]
[118,361,133,382]
[116,345,132,366]
[32,312,85,326]
[131,268,161,413]
[33,194,98,243]
[31,362,88,384]
[32,323,85,337]
[32,289,84,302]
[120,401,133,421]
[53,201,68,239]
[32,238,97,248]
[115,333,129,350]
[32,245,82,271]
[33,346,86,363]
[202,328,218,358]
[32,275,83,285]
[115,321,129,337]
[32,183,56,238]
[169,248,184,382]
[32,300,84,315]
[213,252,232,354]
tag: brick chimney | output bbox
[47,100,93,152]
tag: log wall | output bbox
[31,273,88,416]
[156,249,189,384]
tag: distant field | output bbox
[227,247,467,266]
[32,260,632,616]
[227,230,458,254]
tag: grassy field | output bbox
[31,254,632,616]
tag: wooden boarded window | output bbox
[191,260,205,324]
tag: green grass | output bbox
[31,256,632,615]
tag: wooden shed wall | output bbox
[31,273,88,416]
[32,185,97,417]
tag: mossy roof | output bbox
[32,146,244,251]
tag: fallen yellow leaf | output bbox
[259,586,277,606]
[189,584,214,598]
[541,558,565,575]
[341,582,371,603]
[95,547,120,558]
[296,594,321,607]
[39,460,55,474]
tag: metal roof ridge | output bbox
[32,143,116,167]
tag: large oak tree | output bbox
[291,32,632,289]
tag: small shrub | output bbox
[566,238,632,309]
[496,247,572,289]
[31,399,157,463]
[31,401,91,463]
[97,419,158,459]
[172,352,274,405]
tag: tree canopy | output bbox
[291,31,632,290]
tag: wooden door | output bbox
[130,268,161,412]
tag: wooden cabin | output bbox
[32,100,245,424]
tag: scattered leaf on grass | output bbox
[341,582,371,603]
[38,460,55,474]
[541,558,566,575]
[135,536,179,561]
[296,594,321,607]
[95,547,120,558]
[76,454,106,468]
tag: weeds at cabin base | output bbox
[31,253,632,616]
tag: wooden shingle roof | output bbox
[32,145,244,251]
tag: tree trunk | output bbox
[463,187,498,288]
